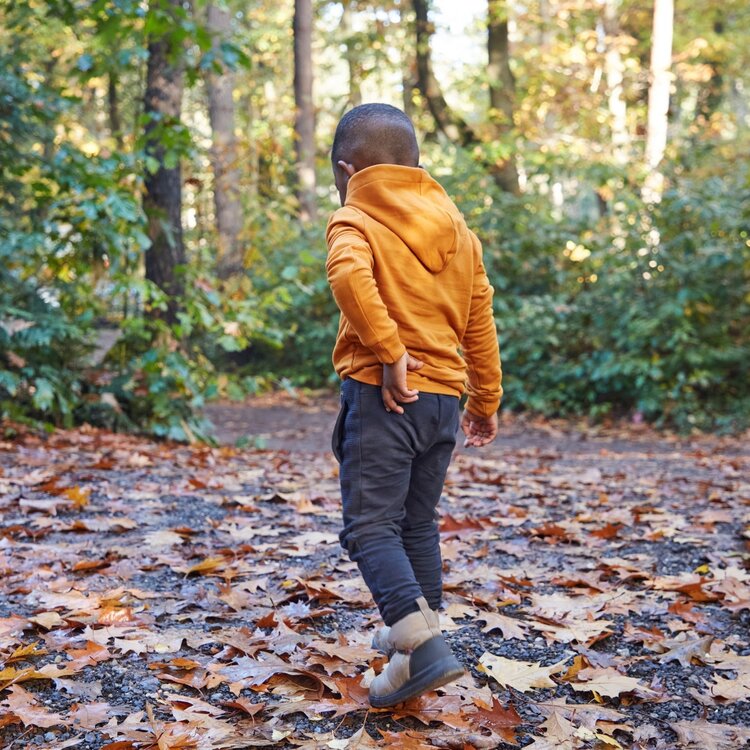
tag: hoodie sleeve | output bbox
[461,231,503,417]
[326,208,406,365]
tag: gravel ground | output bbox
[0,400,748,749]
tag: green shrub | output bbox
[0,56,284,440]
[439,148,750,432]
[244,145,749,433]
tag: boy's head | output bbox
[331,103,419,205]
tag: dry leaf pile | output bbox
[0,416,749,749]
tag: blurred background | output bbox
[1,0,748,441]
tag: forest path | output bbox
[204,391,749,457]
[0,401,748,749]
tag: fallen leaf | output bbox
[709,673,750,701]
[478,653,568,692]
[657,635,714,667]
[670,719,750,749]
[63,485,91,508]
[476,611,528,640]
[470,696,522,744]
[570,667,656,698]
[2,684,67,728]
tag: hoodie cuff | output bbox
[465,397,500,419]
[372,334,406,365]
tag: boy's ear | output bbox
[337,160,356,177]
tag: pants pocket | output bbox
[331,395,348,463]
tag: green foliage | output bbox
[437,146,750,432]
[0,49,139,428]
[240,143,749,433]
[231,206,340,387]
[0,36,272,441]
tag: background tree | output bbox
[487,0,519,193]
[341,0,363,107]
[293,0,317,221]
[143,0,187,322]
[412,0,476,147]
[206,2,244,278]
[644,0,674,200]
[412,0,524,193]
[600,0,629,164]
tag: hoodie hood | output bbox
[344,164,460,273]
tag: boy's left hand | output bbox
[382,352,423,414]
[461,410,498,447]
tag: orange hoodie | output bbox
[326,164,502,417]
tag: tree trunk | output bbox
[108,71,123,149]
[487,0,519,194]
[341,0,362,107]
[411,0,519,193]
[42,59,56,162]
[730,78,747,135]
[695,19,724,127]
[399,6,417,119]
[293,0,317,222]
[412,0,476,147]
[143,0,186,322]
[602,0,628,164]
[241,91,260,200]
[206,2,244,278]
[538,0,552,48]
[644,0,674,199]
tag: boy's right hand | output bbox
[382,352,423,414]
[461,410,498,447]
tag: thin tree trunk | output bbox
[731,79,747,134]
[43,59,56,162]
[399,7,417,119]
[341,0,362,107]
[108,71,123,149]
[602,0,628,164]
[538,0,552,48]
[206,2,243,278]
[487,0,519,194]
[695,19,724,127]
[241,91,259,199]
[411,0,519,192]
[143,0,186,322]
[293,0,317,222]
[412,0,476,147]
[644,0,674,199]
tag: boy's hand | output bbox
[461,410,498,447]
[382,352,423,414]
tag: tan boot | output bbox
[371,626,394,655]
[369,598,463,708]
[371,606,440,655]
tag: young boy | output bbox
[326,103,502,707]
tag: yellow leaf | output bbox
[595,732,623,748]
[478,653,568,692]
[0,666,34,684]
[8,642,46,662]
[570,667,655,698]
[186,557,225,576]
[63,486,90,508]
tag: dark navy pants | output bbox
[332,378,459,626]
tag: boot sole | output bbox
[369,636,464,708]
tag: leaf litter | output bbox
[0,407,749,749]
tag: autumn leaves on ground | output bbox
[1,398,749,750]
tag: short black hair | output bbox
[331,103,419,169]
